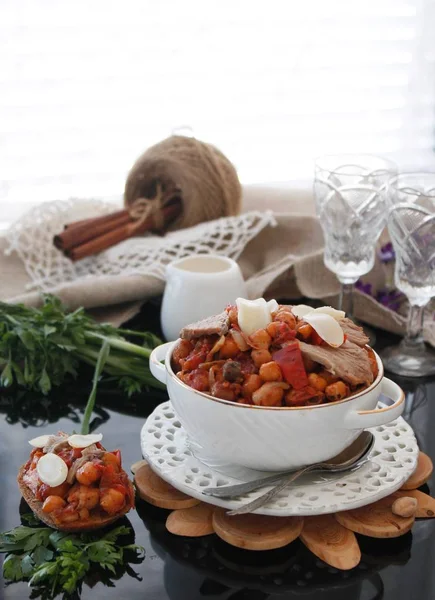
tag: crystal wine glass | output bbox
[380,173,435,377]
[314,154,397,319]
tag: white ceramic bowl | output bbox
[150,341,405,471]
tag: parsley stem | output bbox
[84,332,152,358]
[81,340,110,435]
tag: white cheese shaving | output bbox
[267,299,279,314]
[311,306,345,321]
[236,298,272,336]
[28,435,52,448]
[68,433,103,448]
[291,304,315,319]
[303,313,345,348]
[36,453,69,487]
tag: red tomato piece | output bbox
[272,342,308,390]
[274,322,297,346]
[184,368,209,392]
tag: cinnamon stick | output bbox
[65,202,182,261]
[54,210,131,251]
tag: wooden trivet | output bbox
[300,515,360,570]
[212,510,304,551]
[401,452,433,490]
[166,503,215,537]
[335,496,415,538]
[133,451,434,569]
[134,463,200,509]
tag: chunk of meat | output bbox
[299,340,374,387]
[180,312,230,340]
[339,318,370,347]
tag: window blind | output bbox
[1,0,434,219]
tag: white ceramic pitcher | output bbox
[160,254,247,341]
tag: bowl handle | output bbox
[344,378,405,430]
[149,342,174,385]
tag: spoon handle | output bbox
[202,470,298,498]
[227,464,319,516]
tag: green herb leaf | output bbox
[3,553,24,581]
[0,294,163,397]
[38,368,51,395]
[32,545,54,566]
[21,553,35,576]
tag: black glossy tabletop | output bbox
[1,301,435,600]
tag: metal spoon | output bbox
[202,431,374,513]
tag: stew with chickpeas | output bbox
[22,435,134,527]
[172,304,378,408]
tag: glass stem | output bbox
[338,282,355,318]
[403,304,426,348]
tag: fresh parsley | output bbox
[0,295,165,397]
[1,520,145,598]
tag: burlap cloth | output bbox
[1,184,433,346]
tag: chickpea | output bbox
[285,387,324,407]
[211,381,241,402]
[318,369,339,385]
[100,488,126,515]
[67,484,100,510]
[103,452,121,470]
[325,381,349,402]
[259,361,283,382]
[277,304,293,313]
[40,481,71,501]
[249,329,272,350]
[252,382,288,407]
[274,311,296,329]
[242,374,263,399]
[76,461,101,486]
[266,322,281,338]
[251,349,272,368]
[79,508,90,520]
[172,339,193,367]
[184,368,210,392]
[56,510,79,523]
[308,373,327,392]
[219,336,240,359]
[296,322,313,340]
[42,495,66,514]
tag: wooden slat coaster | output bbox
[166,503,215,537]
[134,464,200,510]
[393,489,435,518]
[335,496,414,538]
[300,515,361,570]
[401,452,433,490]
[131,459,148,474]
[212,510,304,551]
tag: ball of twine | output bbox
[124,135,242,231]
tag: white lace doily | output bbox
[141,401,418,517]
[5,199,276,292]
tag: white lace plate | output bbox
[140,401,418,516]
